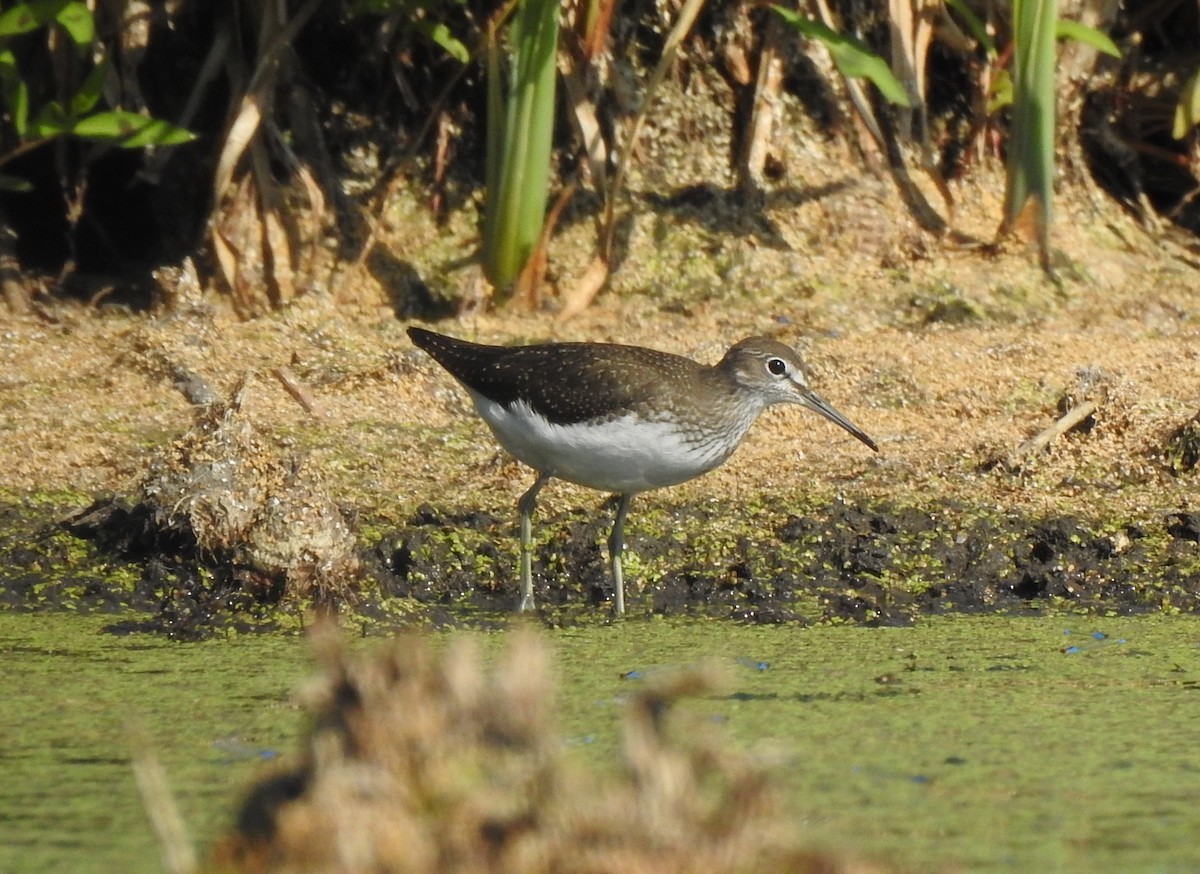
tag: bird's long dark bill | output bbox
[803,391,879,452]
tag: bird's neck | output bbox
[681,369,766,447]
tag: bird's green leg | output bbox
[607,493,634,616]
[517,473,551,611]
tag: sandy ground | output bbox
[3,170,1197,520]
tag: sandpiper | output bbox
[409,327,877,614]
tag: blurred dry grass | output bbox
[205,628,884,874]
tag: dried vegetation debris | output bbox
[65,370,362,627]
[208,628,882,874]
[143,373,360,597]
[992,365,1115,472]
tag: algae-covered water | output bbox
[2,611,1200,873]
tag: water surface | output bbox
[2,612,1199,872]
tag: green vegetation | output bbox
[0,0,193,190]
[772,7,910,108]
[994,2,1123,272]
[481,0,559,296]
[0,0,1194,312]
[997,0,1059,269]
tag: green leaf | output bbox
[0,2,50,38]
[53,0,92,47]
[70,55,110,115]
[9,77,29,135]
[425,21,469,64]
[0,1,90,43]
[0,172,33,192]
[71,110,195,147]
[944,0,997,57]
[0,47,29,135]
[987,68,1013,114]
[1173,67,1200,139]
[482,0,559,292]
[1055,20,1119,58]
[1001,0,1058,260]
[772,7,911,107]
[30,99,68,137]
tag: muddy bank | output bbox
[2,493,1198,638]
[379,496,1200,623]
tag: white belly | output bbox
[469,393,741,494]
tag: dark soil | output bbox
[7,488,1198,638]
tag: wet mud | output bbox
[380,499,1200,625]
[5,492,1198,638]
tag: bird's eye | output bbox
[766,357,788,376]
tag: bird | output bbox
[408,327,878,615]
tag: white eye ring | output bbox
[766,357,788,376]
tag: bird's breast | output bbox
[468,393,750,494]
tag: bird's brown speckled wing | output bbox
[409,328,709,426]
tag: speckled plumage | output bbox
[409,327,877,615]
[409,330,727,427]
